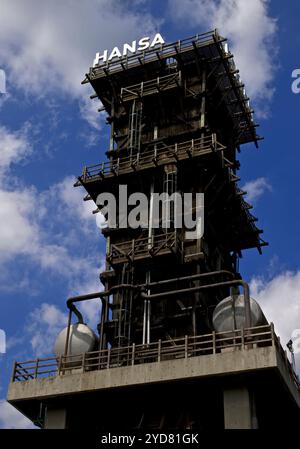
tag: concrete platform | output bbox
[7,344,300,429]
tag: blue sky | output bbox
[0,0,300,428]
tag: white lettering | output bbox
[108,46,122,61]
[123,40,137,57]
[93,34,165,67]
[138,36,150,51]
[93,50,108,67]
[100,433,135,447]
[150,33,165,48]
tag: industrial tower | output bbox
[7,30,300,429]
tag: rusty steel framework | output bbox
[74,29,268,352]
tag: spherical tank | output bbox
[54,323,97,356]
[212,294,264,334]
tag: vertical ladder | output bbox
[128,100,143,160]
[116,264,134,348]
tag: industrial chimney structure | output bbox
[7,30,300,429]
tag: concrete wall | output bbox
[44,408,67,429]
[223,387,255,429]
[8,346,277,402]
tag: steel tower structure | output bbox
[7,30,300,429]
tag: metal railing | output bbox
[83,29,258,146]
[11,324,300,390]
[81,134,224,183]
[108,231,182,265]
[120,71,182,102]
[87,30,221,80]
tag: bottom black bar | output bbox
[0,430,297,448]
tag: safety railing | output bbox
[87,30,221,80]
[81,134,225,183]
[272,331,300,391]
[84,30,258,145]
[108,231,181,265]
[11,324,300,391]
[120,71,182,102]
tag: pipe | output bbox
[65,285,140,352]
[146,271,151,344]
[97,271,235,299]
[103,295,109,349]
[147,298,151,345]
[64,309,73,357]
[66,285,139,314]
[67,303,84,324]
[148,182,154,247]
[99,284,140,299]
[65,291,104,357]
[146,180,154,345]
[67,291,104,305]
[142,299,147,345]
[140,279,252,329]
[98,297,105,351]
[63,271,238,355]
[143,270,235,289]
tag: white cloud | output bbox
[251,270,300,372]
[0,177,104,303]
[0,0,159,127]
[0,126,100,276]
[0,125,32,177]
[0,175,97,270]
[0,188,39,257]
[0,126,105,315]
[48,175,95,223]
[0,148,104,352]
[168,0,277,115]
[242,177,272,202]
[26,303,67,356]
[0,400,34,429]
[0,126,38,260]
[79,96,103,131]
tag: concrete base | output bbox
[45,408,67,429]
[223,387,257,429]
[8,347,279,401]
[7,344,300,429]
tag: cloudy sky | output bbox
[0,0,300,428]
